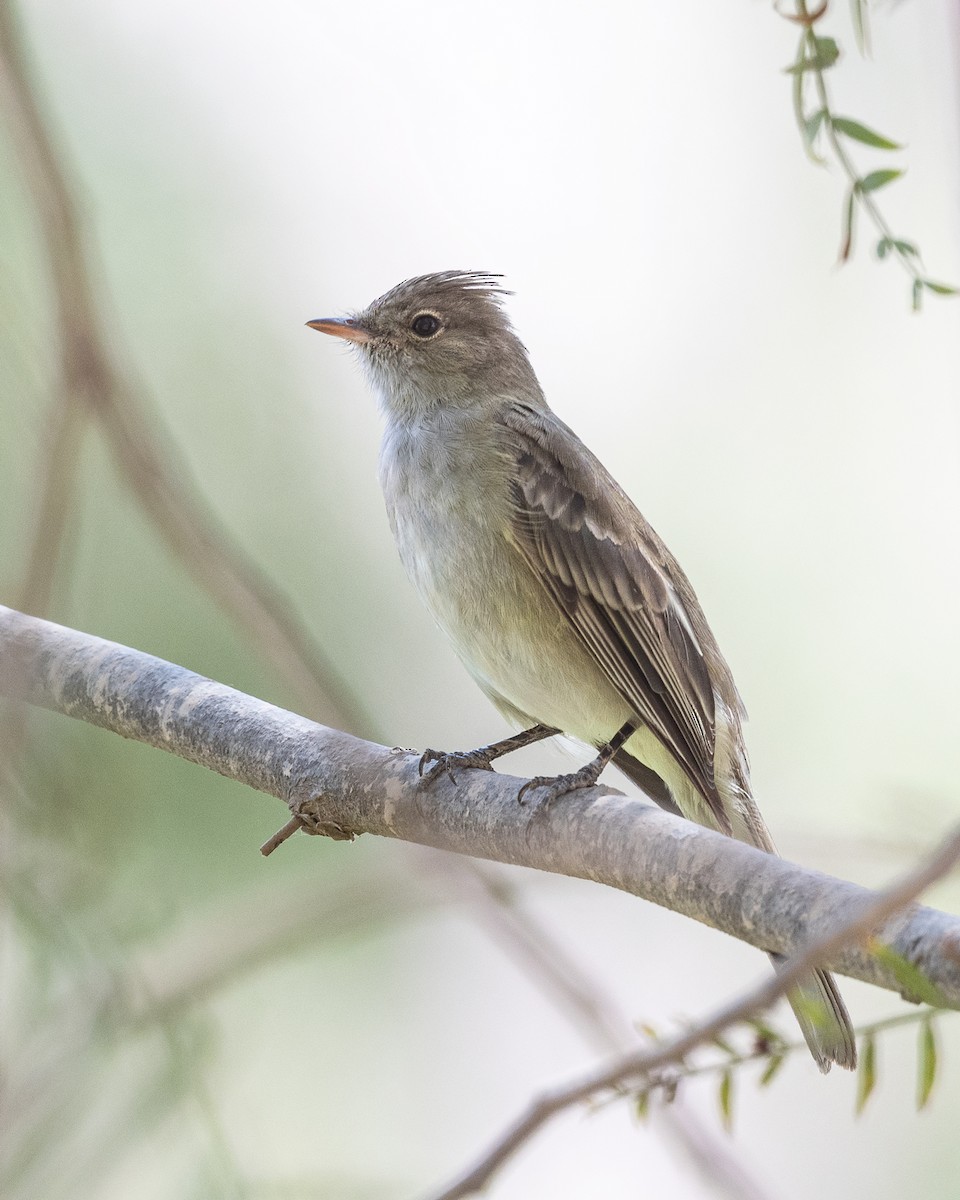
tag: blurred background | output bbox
[1,1,959,1197]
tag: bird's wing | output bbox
[500,402,732,830]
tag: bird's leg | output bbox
[517,719,639,806]
[419,724,560,785]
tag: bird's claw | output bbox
[517,765,602,807]
[418,747,496,785]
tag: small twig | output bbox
[786,0,956,305]
[259,816,306,857]
[633,1006,950,1096]
[424,825,960,1200]
[798,14,905,267]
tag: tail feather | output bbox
[613,747,858,1072]
[775,958,858,1073]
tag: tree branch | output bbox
[3,604,959,1006]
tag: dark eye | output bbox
[411,313,441,338]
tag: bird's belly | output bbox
[393,499,630,742]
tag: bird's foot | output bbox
[418,746,497,786]
[517,760,604,806]
[419,725,561,786]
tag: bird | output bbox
[307,270,856,1072]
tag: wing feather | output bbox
[501,402,741,829]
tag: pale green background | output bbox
[2,2,959,1197]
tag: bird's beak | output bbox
[306,317,372,344]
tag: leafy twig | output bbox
[632,1006,950,1123]
[783,0,957,308]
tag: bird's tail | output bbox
[612,748,858,1072]
[772,956,858,1073]
[738,792,858,1072]
[738,794,858,1073]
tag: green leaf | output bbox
[851,0,871,56]
[804,108,827,145]
[832,117,901,150]
[784,61,810,77]
[718,1068,734,1132]
[635,1089,650,1121]
[870,941,950,1006]
[912,278,924,312]
[711,1033,736,1056]
[759,1054,786,1087]
[858,169,903,193]
[813,36,840,68]
[785,36,840,75]
[923,280,959,296]
[917,1017,937,1110]
[855,1033,876,1115]
[839,186,856,263]
[876,238,919,261]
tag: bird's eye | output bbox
[410,313,441,338]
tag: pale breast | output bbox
[377,415,630,741]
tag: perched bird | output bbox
[308,271,856,1072]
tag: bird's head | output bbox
[308,271,541,420]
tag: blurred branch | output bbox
[14,396,86,618]
[4,604,960,1007]
[0,0,364,734]
[128,871,439,1023]
[110,838,778,1200]
[435,858,632,1049]
[137,853,775,1196]
[430,857,776,1200]
[425,825,960,1200]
